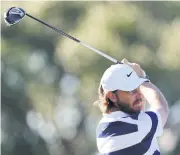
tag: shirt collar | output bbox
[103,111,130,118]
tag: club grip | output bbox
[116,61,123,64]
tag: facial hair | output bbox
[116,97,143,114]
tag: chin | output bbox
[133,107,142,112]
[132,102,144,111]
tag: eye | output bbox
[129,88,140,94]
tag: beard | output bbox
[116,98,143,114]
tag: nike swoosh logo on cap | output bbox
[127,71,133,77]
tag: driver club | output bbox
[4,7,121,64]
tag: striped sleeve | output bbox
[147,109,163,137]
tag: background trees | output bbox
[1,1,180,155]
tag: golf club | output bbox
[4,7,121,64]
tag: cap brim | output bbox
[121,78,148,91]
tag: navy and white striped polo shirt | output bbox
[96,110,163,155]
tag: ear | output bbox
[106,92,117,103]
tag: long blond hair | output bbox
[94,84,117,113]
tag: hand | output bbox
[121,58,146,78]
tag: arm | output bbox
[140,82,169,127]
[121,58,169,127]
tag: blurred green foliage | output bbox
[1,1,180,155]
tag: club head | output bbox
[4,7,26,26]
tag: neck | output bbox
[104,107,120,114]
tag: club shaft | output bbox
[26,13,80,42]
[80,42,117,63]
[26,13,118,63]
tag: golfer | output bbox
[95,59,168,155]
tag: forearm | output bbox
[140,82,169,127]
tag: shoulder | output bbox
[96,111,163,154]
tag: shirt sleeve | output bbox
[148,108,164,137]
[138,110,163,139]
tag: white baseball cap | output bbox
[100,64,148,92]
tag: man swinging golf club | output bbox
[95,59,169,155]
[4,7,169,154]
